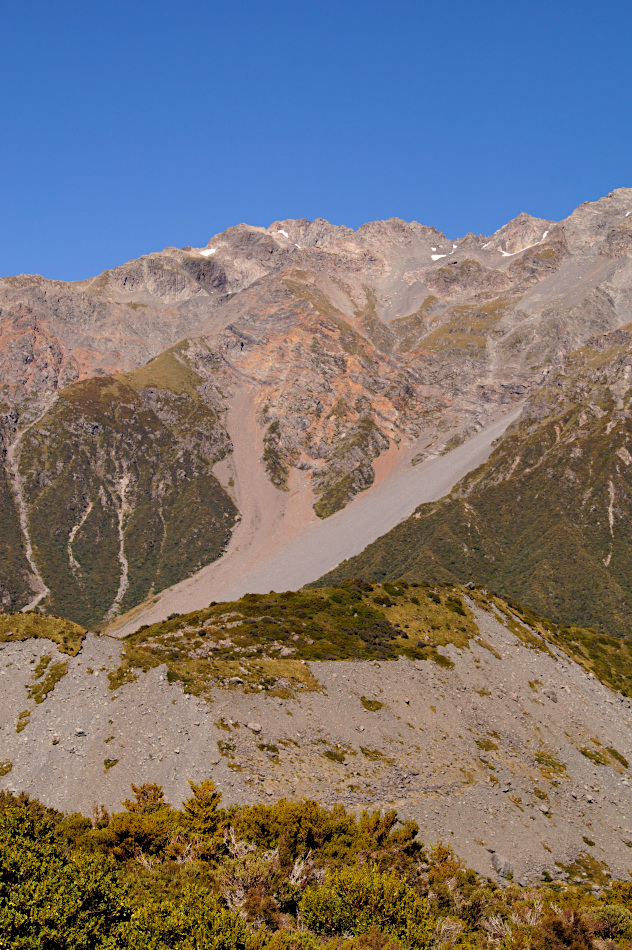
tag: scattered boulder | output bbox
[491,852,514,878]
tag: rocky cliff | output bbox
[1,189,631,625]
[319,322,632,636]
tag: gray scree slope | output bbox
[2,601,632,885]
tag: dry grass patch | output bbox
[0,613,85,656]
[535,749,567,780]
[27,659,68,704]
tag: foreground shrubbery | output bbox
[1,783,632,949]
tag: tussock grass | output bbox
[110,583,484,698]
[27,660,68,704]
[0,614,85,656]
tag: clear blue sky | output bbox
[1,0,631,280]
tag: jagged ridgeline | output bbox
[2,191,632,628]
[319,325,632,637]
[8,346,237,627]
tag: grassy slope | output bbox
[317,329,632,638]
[109,581,632,699]
[0,414,31,608]
[0,612,85,655]
[17,348,237,627]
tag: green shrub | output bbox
[123,884,265,950]
[300,865,433,947]
[0,801,127,948]
[594,903,632,939]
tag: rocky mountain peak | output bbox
[563,186,632,251]
[488,212,554,255]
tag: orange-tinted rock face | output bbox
[1,188,632,618]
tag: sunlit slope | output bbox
[112,581,632,698]
[318,326,632,637]
[16,347,237,626]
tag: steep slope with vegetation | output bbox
[15,346,237,626]
[319,326,632,637]
[113,581,632,698]
[3,588,632,885]
[0,406,31,608]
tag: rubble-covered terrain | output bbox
[3,584,632,885]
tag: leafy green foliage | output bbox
[123,782,168,814]
[300,865,432,946]
[0,797,127,948]
[124,885,264,950]
[3,783,632,949]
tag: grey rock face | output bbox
[491,853,514,878]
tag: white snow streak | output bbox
[277,229,289,238]
[431,253,447,261]
[199,247,217,256]
[498,230,550,257]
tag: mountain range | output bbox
[2,188,632,882]
[2,188,631,632]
